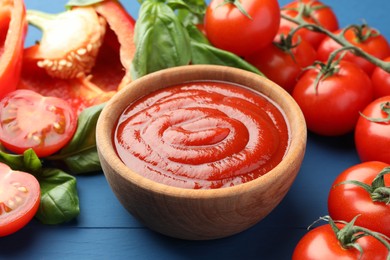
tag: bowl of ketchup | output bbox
[96,65,307,240]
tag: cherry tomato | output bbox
[0,163,40,237]
[0,89,78,158]
[292,60,373,136]
[279,0,338,49]
[245,31,317,93]
[317,27,390,75]
[204,0,280,56]
[355,96,390,164]
[328,161,390,237]
[371,57,390,98]
[0,0,27,100]
[292,222,389,260]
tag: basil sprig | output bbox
[131,0,263,79]
[0,149,79,225]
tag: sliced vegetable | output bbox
[0,0,27,100]
[0,162,40,237]
[27,7,106,79]
[0,148,80,225]
[0,89,78,158]
[19,1,136,113]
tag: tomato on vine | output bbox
[292,56,373,136]
[371,57,390,98]
[355,96,390,164]
[317,25,390,75]
[293,216,390,260]
[245,29,316,93]
[328,161,390,238]
[279,0,339,49]
[204,0,280,56]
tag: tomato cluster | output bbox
[204,0,390,258]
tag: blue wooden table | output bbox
[1,1,390,259]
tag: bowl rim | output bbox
[96,64,307,198]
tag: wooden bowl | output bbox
[96,65,307,240]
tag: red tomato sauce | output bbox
[114,81,289,189]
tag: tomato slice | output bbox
[0,89,78,157]
[0,163,40,237]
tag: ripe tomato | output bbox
[204,0,280,56]
[292,60,373,136]
[0,163,40,237]
[245,31,316,93]
[279,0,339,49]
[0,89,78,158]
[371,57,390,98]
[328,161,390,237]
[355,96,390,164]
[292,222,389,260]
[317,27,390,75]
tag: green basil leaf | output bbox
[0,148,42,174]
[187,25,264,75]
[66,0,104,8]
[47,103,105,174]
[35,168,80,225]
[174,0,206,26]
[131,1,192,79]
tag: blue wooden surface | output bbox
[1,1,390,259]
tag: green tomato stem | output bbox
[281,13,390,73]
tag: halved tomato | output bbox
[0,89,78,157]
[0,163,40,237]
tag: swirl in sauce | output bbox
[114,81,289,189]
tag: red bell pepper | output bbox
[0,0,27,100]
[18,0,136,114]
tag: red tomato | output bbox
[0,163,40,237]
[317,27,390,75]
[245,33,316,93]
[0,89,78,158]
[292,60,373,136]
[355,96,390,164]
[328,161,390,237]
[0,0,27,100]
[292,222,389,260]
[204,0,280,56]
[280,0,339,49]
[371,57,390,98]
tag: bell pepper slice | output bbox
[0,0,27,100]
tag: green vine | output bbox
[281,11,390,73]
